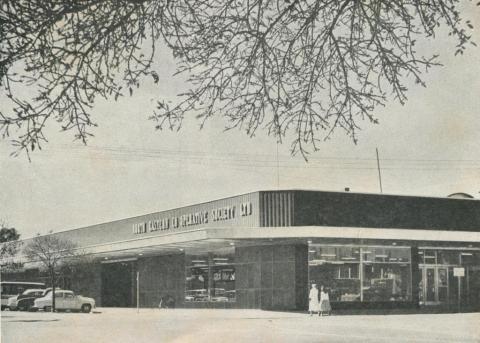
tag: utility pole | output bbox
[376,148,383,193]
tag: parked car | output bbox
[1,281,45,310]
[32,290,95,313]
[16,289,52,311]
[7,289,45,311]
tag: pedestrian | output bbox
[319,285,331,316]
[308,284,320,316]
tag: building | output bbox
[4,190,480,311]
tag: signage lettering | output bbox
[132,201,253,234]
[132,222,148,234]
[149,218,170,232]
[241,202,252,216]
[212,206,235,222]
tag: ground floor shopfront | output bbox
[69,236,480,312]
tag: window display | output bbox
[362,263,411,301]
[185,248,236,302]
[309,244,412,303]
[362,247,411,302]
[308,246,360,302]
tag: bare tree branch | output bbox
[0,0,475,159]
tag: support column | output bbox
[411,247,421,308]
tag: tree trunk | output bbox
[51,269,56,312]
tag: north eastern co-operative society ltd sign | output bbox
[132,201,253,234]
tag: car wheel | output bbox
[44,306,52,312]
[81,304,91,313]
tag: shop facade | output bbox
[5,190,480,311]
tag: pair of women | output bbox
[308,284,331,316]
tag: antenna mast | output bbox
[376,148,383,193]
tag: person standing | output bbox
[319,286,331,316]
[308,284,320,316]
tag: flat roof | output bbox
[26,189,478,238]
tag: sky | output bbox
[1,5,479,239]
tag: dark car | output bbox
[16,288,55,311]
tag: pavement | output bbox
[1,308,480,343]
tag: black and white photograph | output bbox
[1,1,479,342]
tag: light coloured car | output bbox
[32,290,95,313]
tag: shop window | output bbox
[309,263,361,302]
[211,251,236,302]
[309,246,361,302]
[185,248,235,303]
[309,244,412,303]
[185,254,209,302]
[362,263,411,302]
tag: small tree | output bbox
[0,223,23,271]
[23,233,77,312]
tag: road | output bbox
[2,308,479,343]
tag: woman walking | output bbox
[319,286,331,316]
[308,284,320,316]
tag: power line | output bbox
[51,143,480,163]
[34,144,480,173]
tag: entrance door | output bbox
[425,268,436,303]
[421,267,450,305]
[437,268,448,302]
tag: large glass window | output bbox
[309,244,412,302]
[309,246,361,302]
[185,248,235,303]
[362,247,411,302]
[211,251,236,302]
[185,254,209,302]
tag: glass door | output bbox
[421,267,450,305]
[437,268,449,302]
[425,268,436,303]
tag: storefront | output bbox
[418,248,480,307]
[4,190,480,311]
